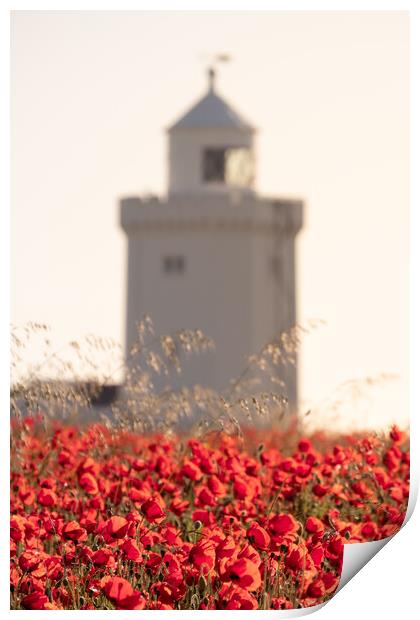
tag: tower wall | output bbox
[121,195,303,409]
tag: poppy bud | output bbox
[198,575,207,593]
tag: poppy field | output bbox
[10,419,409,610]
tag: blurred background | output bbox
[11,11,409,431]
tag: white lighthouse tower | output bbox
[121,67,303,410]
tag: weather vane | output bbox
[199,52,232,92]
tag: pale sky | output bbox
[11,11,409,431]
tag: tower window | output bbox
[163,255,185,274]
[202,147,254,186]
[203,149,225,182]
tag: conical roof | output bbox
[169,72,254,132]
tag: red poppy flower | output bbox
[78,472,99,495]
[321,571,339,594]
[37,488,57,507]
[307,578,326,598]
[271,597,294,610]
[216,535,237,560]
[190,539,216,574]
[247,522,270,550]
[279,457,296,472]
[92,547,116,568]
[160,524,183,546]
[309,543,324,568]
[295,463,312,478]
[205,474,223,495]
[268,513,299,543]
[220,583,258,610]
[191,509,215,526]
[325,534,344,564]
[390,425,406,444]
[390,486,404,503]
[298,438,312,453]
[180,459,202,481]
[102,576,146,610]
[169,497,190,516]
[45,555,64,580]
[360,521,379,539]
[237,542,261,566]
[384,447,401,472]
[21,592,57,610]
[226,557,262,591]
[284,544,307,571]
[77,456,100,477]
[79,508,98,533]
[121,538,143,562]
[305,516,325,536]
[62,520,88,542]
[10,515,26,542]
[18,550,48,578]
[233,476,253,500]
[141,496,166,524]
[139,527,159,547]
[154,577,186,604]
[352,480,373,499]
[196,485,217,507]
[104,515,129,539]
[18,487,35,506]
[313,483,329,497]
[146,552,162,569]
[58,449,73,466]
